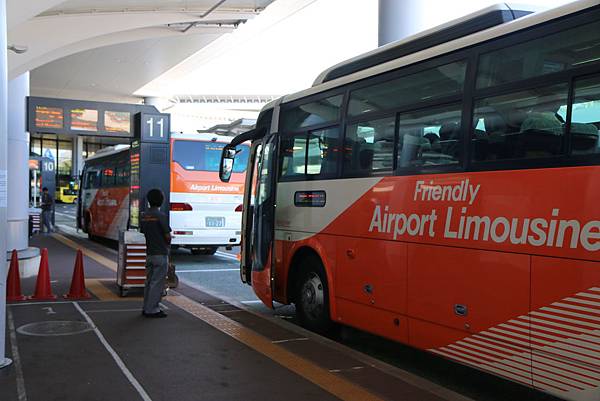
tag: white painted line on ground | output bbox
[54,212,75,220]
[55,224,87,239]
[86,309,143,313]
[329,366,365,373]
[8,300,96,307]
[215,251,239,261]
[177,269,239,273]
[272,337,309,344]
[73,302,153,401]
[7,309,27,401]
[241,300,263,304]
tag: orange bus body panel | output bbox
[272,166,599,399]
[252,248,273,308]
[89,187,129,239]
[170,162,245,195]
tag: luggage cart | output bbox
[117,230,147,297]
[117,230,179,297]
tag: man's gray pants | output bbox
[42,210,53,233]
[143,255,168,314]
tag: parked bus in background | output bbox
[78,145,131,240]
[78,135,249,251]
[170,132,249,254]
[219,2,600,400]
[56,181,79,204]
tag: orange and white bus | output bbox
[170,132,249,254]
[220,2,600,400]
[78,135,248,251]
[78,145,131,240]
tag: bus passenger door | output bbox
[76,174,83,230]
[250,135,277,307]
[240,141,261,284]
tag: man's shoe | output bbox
[144,310,167,318]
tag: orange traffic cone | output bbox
[7,249,26,302]
[29,248,57,300]
[64,250,91,299]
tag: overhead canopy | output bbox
[7,0,274,102]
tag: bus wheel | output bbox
[204,247,218,255]
[295,257,332,333]
[85,217,94,241]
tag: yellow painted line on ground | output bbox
[52,233,117,272]
[56,232,385,401]
[85,279,142,301]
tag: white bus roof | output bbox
[85,144,130,162]
[278,0,600,105]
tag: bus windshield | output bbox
[173,140,249,173]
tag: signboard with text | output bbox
[27,96,159,138]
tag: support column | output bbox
[143,96,165,111]
[378,0,430,46]
[72,136,84,179]
[7,72,30,252]
[378,0,503,46]
[0,0,14,370]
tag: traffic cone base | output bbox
[64,292,92,300]
[64,249,92,300]
[29,248,57,300]
[29,294,58,300]
[7,249,27,302]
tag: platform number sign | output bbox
[42,160,55,172]
[139,112,170,143]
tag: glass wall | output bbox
[57,140,72,187]
[30,134,129,190]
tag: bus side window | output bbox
[279,135,307,181]
[571,75,600,155]
[471,83,569,162]
[397,103,462,168]
[84,170,99,189]
[307,127,340,178]
[344,116,395,176]
[102,167,115,188]
[280,95,343,132]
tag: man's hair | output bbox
[42,187,48,191]
[146,189,164,207]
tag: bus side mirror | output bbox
[220,147,236,182]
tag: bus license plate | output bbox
[205,217,225,228]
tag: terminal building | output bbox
[1,1,599,401]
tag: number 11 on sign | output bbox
[146,117,164,138]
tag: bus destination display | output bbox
[35,106,63,129]
[70,108,98,131]
[28,97,162,138]
[105,111,130,133]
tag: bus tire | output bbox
[84,215,95,241]
[295,255,333,333]
[204,247,218,255]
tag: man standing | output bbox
[140,189,171,318]
[41,187,54,233]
